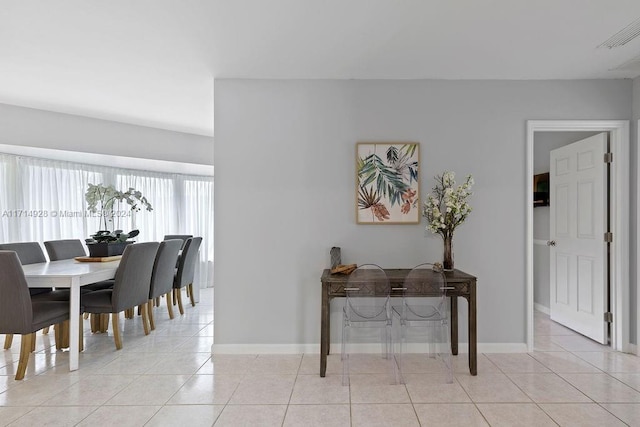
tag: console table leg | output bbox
[468,286,477,375]
[320,287,329,377]
[450,296,458,356]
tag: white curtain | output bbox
[0,154,17,242]
[0,153,214,288]
[115,171,177,242]
[180,176,214,288]
[16,157,105,243]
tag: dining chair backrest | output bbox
[0,251,33,334]
[400,263,449,320]
[0,243,49,297]
[0,242,46,265]
[344,264,391,323]
[174,237,202,289]
[149,239,182,299]
[44,239,86,261]
[163,235,192,249]
[111,242,159,312]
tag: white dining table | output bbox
[21,258,120,371]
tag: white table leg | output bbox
[69,277,80,371]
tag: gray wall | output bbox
[214,79,632,350]
[533,132,599,310]
[0,103,214,165]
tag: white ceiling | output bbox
[2,0,640,137]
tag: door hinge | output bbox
[604,312,613,323]
[604,152,613,163]
[604,232,613,243]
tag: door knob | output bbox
[547,240,556,246]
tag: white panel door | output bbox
[549,133,608,344]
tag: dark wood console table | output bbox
[320,268,477,377]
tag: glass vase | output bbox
[443,234,454,270]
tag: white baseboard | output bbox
[211,342,528,355]
[628,343,638,355]
[534,303,550,315]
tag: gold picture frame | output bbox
[356,142,420,224]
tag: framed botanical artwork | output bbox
[356,142,420,224]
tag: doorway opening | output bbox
[526,120,630,353]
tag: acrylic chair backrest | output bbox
[400,263,450,321]
[344,264,391,322]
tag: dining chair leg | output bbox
[155,297,161,307]
[16,333,33,380]
[4,334,13,349]
[54,323,62,350]
[188,283,196,307]
[30,332,36,352]
[42,326,50,335]
[140,303,150,335]
[96,314,103,332]
[165,292,174,319]
[100,314,109,333]
[60,320,70,349]
[83,313,90,320]
[173,289,178,306]
[147,300,155,331]
[91,314,99,333]
[112,313,122,350]
[176,288,185,315]
[90,314,97,333]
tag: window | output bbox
[0,153,214,288]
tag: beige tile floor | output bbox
[1,297,640,426]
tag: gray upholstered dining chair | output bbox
[81,242,159,349]
[43,239,86,261]
[147,239,182,330]
[0,242,48,297]
[44,239,111,293]
[163,235,192,249]
[0,242,70,349]
[0,251,71,380]
[173,236,202,315]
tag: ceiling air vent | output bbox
[598,17,640,48]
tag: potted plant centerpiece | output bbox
[84,183,153,257]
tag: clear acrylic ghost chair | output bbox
[393,263,453,384]
[341,264,396,386]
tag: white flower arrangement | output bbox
[85,183,153,233]
[422,171,474,238]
